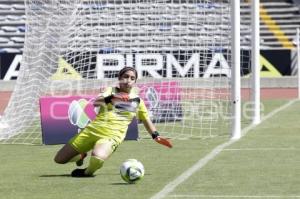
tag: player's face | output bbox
[119,70,136,93]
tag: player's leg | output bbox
[54,129,92,165]
[71,138,118,177]
[54,143,80,164]
[85,139,117,175]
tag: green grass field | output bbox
[1,99,300,199]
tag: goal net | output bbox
[0,0,234,144]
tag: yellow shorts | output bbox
[68,127,121,153]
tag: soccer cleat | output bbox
[71,168,94,178]
[76,153,87,166]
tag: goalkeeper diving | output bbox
[54,66,172,177]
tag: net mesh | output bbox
[0,0,234,144]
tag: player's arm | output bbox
[138,99,172,148]
[92,95,106,107]
[142,118,172,148]
[93,88,129,107]
[141,117,157,136]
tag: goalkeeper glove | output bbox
[113,92,130,101]
[104,92,129,104]
[152,131,173,148]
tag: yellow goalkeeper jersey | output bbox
[85,87,149,143]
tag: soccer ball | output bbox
[120,159,145,184]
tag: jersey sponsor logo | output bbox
[114,100,139,113]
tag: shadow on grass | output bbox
[39,173,121,178]
[39,174,71,177]
[110,182,133,185]
[99,173,120,176]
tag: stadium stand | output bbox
[0,0,300,52]
[242,0,300,49]
[0,0,25,53]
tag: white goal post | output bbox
[0,0,255,144]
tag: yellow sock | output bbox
[69,154,81,163]
[84,156,104,175]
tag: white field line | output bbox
[223,148,300,151]
[167,194,300,198]
[150,100,297,199]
